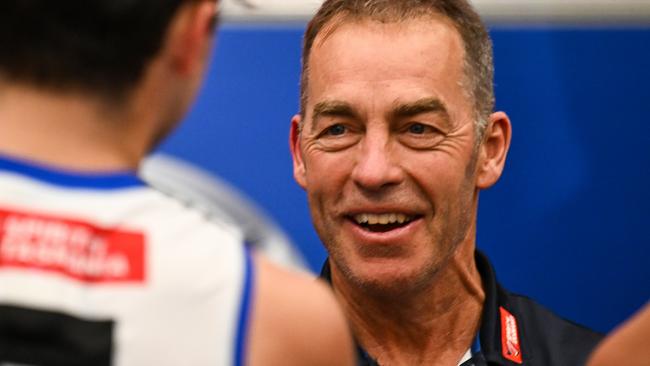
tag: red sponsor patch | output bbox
[0,207,145,283]
[500,306,523,364]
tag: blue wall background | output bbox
[158,25,650,333]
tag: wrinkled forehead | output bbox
[312,10,461,50]
[305,16,470,118]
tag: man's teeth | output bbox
[353,213,412,225]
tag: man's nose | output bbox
[350,135,403,191]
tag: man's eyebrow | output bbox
[390,97,451,126]
[311,100,357,127]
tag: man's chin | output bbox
[336,258,438,297]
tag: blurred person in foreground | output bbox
[0,1,354,365]
[289,0,602,365]
[587,302,650,366]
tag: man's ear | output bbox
[476,111,512,189]
[289,114,307,189]
[165,0,217,76]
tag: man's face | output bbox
[292,17,483,293]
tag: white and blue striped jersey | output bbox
[0,153,253,366]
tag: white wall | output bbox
[220,0,650,24]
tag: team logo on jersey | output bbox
[0,207,145,283]
[499,306,523,364]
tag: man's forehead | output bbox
[308,17,464,83]
[305,16,468,120]
[311,13,462,56]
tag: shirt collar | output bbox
[319,250,522,365]
[0,153,144,190]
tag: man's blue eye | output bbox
[327,124,346,136]
[408,123,427,134]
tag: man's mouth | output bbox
[350,213,418,233]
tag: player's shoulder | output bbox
[246,254,355,366]
[133,185,243,242]
[586,303,650,366]
[116,186,247,281]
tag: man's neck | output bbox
[0,84,146,171]
[332,243,485,366]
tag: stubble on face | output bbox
[301,17,481,297]
[325,165,479,298]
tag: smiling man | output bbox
[290,1,602,365]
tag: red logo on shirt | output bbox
[0,207,145,283]
[500,306,523,364]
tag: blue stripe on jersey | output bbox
[235,246,255,366]
[0,153,144,189]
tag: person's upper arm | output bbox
[246,253,355,366]
[587,302,650,366]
